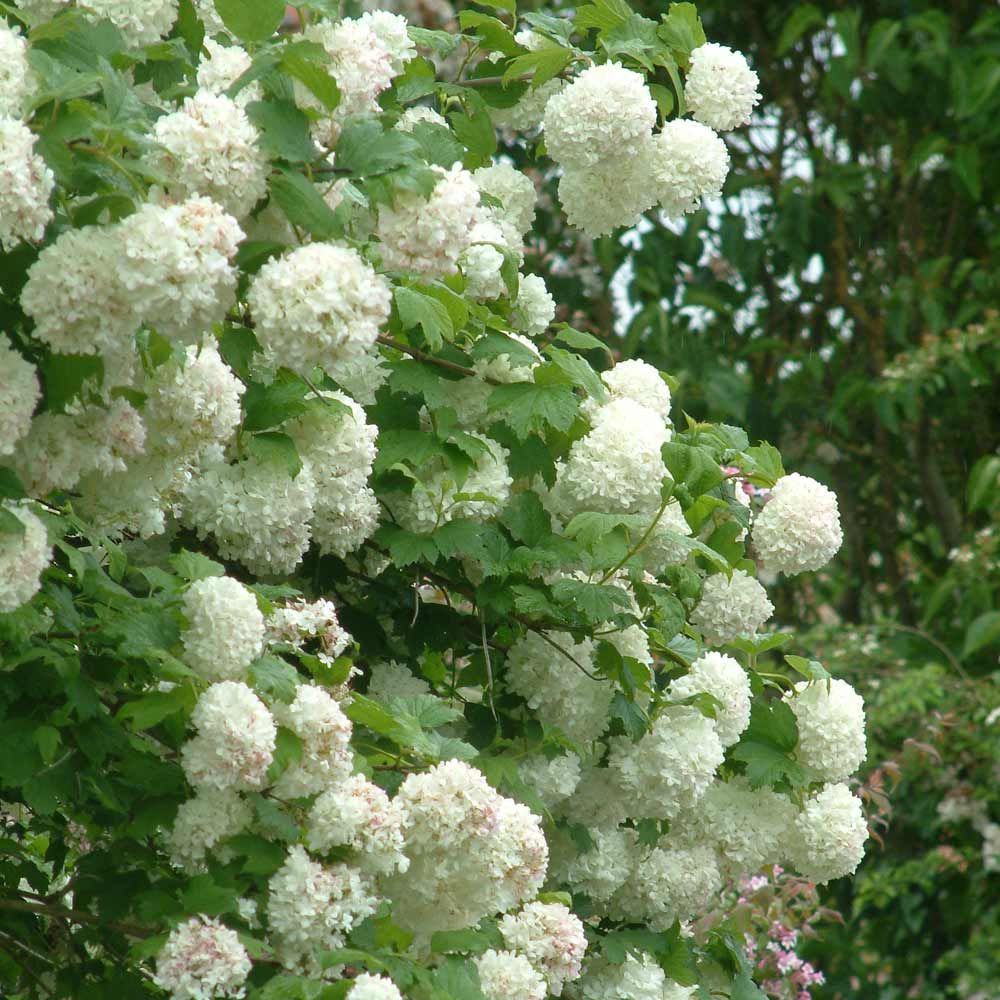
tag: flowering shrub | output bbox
[0,1,869,998]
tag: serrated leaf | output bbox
[247,100,317,163]
[502,45,573,87]
[783,655,830,681]
[487,382,579,440]
[500,491,551,547]
[247,431,303,478]
[242,371,312,432]
[269,169,343,238]
[395,286,453,349]
[170,549,225,581]
[373,524,439,567]
[541,345,606,400]
[730,739,805,790]
[336,116,421,176]
[962,611,1000,659]
[116,687,195,731]
[249,654,301,702]
[214,0,286,41]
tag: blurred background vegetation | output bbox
[499,1,1000,996]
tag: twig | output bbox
[481,612,497,719]
[376,335,487,381]
[599,491,672,585]
[532,628,603,681]
[0,896,149,939]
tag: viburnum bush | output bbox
[0,1,869,998]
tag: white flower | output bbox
[635,501,693,576]
[473,162,536,248]
[183,457,316,576]
[385,760,547,936]
[181,576,265,682]
[608,706,724,819]
[557,153,657,239]
[181,681,276,792]
[492,78,565,133]
[499,902,587,995]
[248,243,391,378]
[396,105,448,131]
[366,660,431,702]
[519,753,582,809]
[168,788,253,871]
[752,473,843,575]
[610,842,722,929]
[789,783,867,884]
[667,652,751,748]
[689,569,774,646]
[545,398,669,521]
[17,0,178,47]
[551,825,635,903]
[475,950,547,1000]
[684,43,761,132]
[267,845,378,972]
[267,598,352,666]
[347,974,404,1000]
[0,21,34,117]
[543,63,656,170]
[506,631,613,745]
[0,116,54,251]
[376,163,481,278]
[272,684,354,798]
[358,10,416,72]
[462,243,507,301]
[784,678,866,782]
[196,38,261,105]
[557,762,632,831]
[151,91,269,218]
[594,359,672,424]
[154,916,251,1000]
[391,432,512,534]
[0,503,51,612]
[650,119,730,218]
[0,335,39,457]
[307,774,408,874]
[512,274,556,337]
[579,954,670,1000]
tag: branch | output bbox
[376,335,490,381]
[0,896,149,939]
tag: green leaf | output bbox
[783,655,830,681]
[214,0,286,42]
[242,371,312,432]
[967,455,1000,512]
[170,549,225,581]
[541,345,606,401]
[658,3,706,59]
[269,169,343,238]
[487,382,579,440]
[550,578,631,624]
[374,524,439,567]
[117,687,195,731]
[394,287,454,350]
[249,654,301,702]
[776,4,824,56]
[661,442,723,496]
[610,690,648,740]
[336,116,421,176]
[181,875,238,916]
[281,43,340,110]
[731,972,769,1000]
[552,325,609,353]
[0,468,26,501]
[501,45,573,88]
[500,492,551,547]
[458,11,522,57]
[962,611,1000,659]
[39,353,104,413]
[0,506,25,536]
[219,326,261,380]
[431,927,501,955]
[247,431,303,478]
[575,0,631,34]
[730,739,805,790]
[247,100,317,163]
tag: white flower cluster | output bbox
[579,954,694,1000]
[752,473,843,575]
[512,274,556,337]
[519,752,582,809]
[267,844,379,971]
[151,91,268,218]
[181,681,276,792]
[307,773,408,874]
[789,783,868,884]
[248,243,391,378]
[18,0,179,48]
[506,631,612,745]
[499,901,587,996]
[21,196,242,364]
[385,760,547,936]
[0,335,39,458]
[347,974,404,1000]
[272,684,354,798]
[286,393,380,559]
[690,569,774,646]
[154,916,251,1000]
[0,503,51,612]
[366,660,431,702]
[684,43,761,132]
[196,39,260,105]
[181,576,265,682]
[0,117,54,251]
[0,20,33,117]
[475,949,547,1000]
[474,162,537,250]
[667,652,751,748]
[376,163,481,278]
[543,62,734,237]
[784,678,867,782]
[168,788,252,872]
[267,598,353,666]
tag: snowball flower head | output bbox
[0,21,34,117]
[0,117,55,251]
[248,243,391,377]
[474,162,537,247]
[17,0,178,48]
[789,783,867,884]
[475,949,547,1000]
[266,598,352,666]
[608,705,724,819]
[307,773,408,874]
[358,11,416,72]
[690,569,774,646]
[512,274,556,337]
[579,954,670,1000]
[181,576,265,682]
[499,901,587,995]
[151,91,268,218]
[518,752,582,809]
[752,472,843,575]
[592,358,672,424]
[366,660,431,702]
[196,39,260,105]
[684,43,761,131]
[543,63,656,169]
[267,845,378,971]
[168,788,252,872]
[551,825,635,903]
[667,651,751,748]
[784,677,866,782]
[154,916,251,1000]
[0,335,40,457]
[347,974,404,1000]
[650,119,730,219]
[0,503,51,612]
[181,681,276,791]
[376,163,481,278]
[557,154,657,239]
